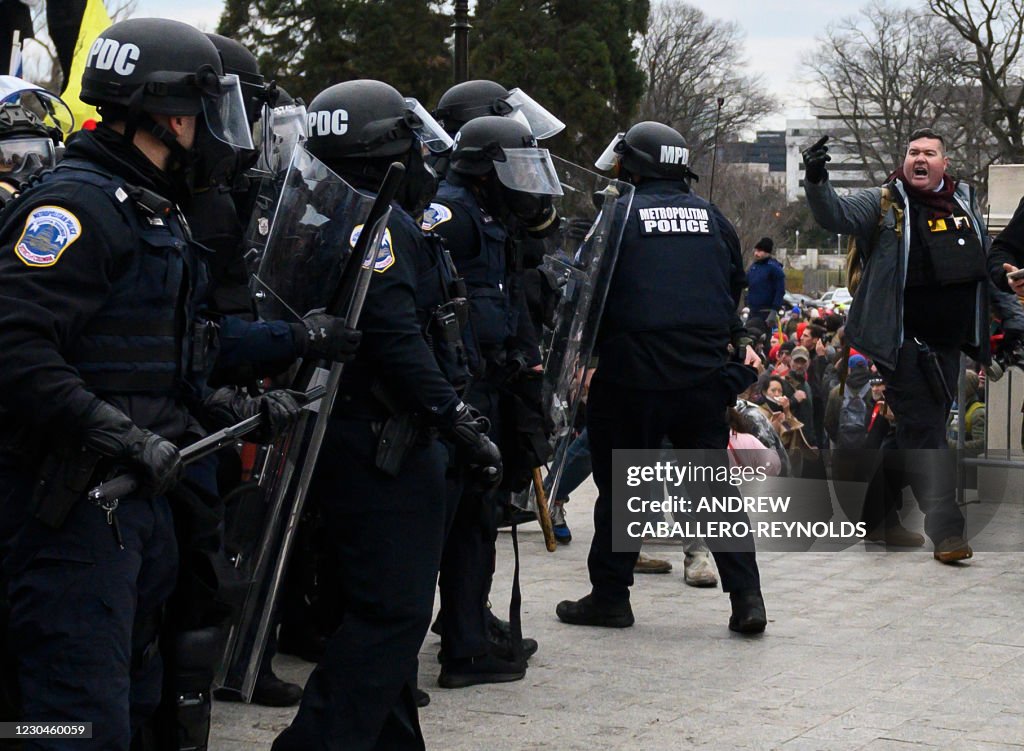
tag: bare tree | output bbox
[706,163,788,260]
[636,0,777,169]
[930,0,1024,164]
[802,0,989,186]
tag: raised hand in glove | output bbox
[202,386,304,443]
[81,398,182,496]
[292,309,362,363]
[446,401,503,486]
[802,135,831,184]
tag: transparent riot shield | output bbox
[511,157,633,513]
[216,147,393,700]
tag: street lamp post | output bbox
[453,0,470,84]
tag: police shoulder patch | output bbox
[13,205,83,267]
[420,203,453,231]
[350,224,396,274]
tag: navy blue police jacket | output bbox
[596,179,746,390]
[422,176,540,375]
[331,199,466,424]
[0,127,210,458]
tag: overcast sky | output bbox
[131,0,921,129]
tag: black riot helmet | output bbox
[434,79,565,139]
[434,80,511,135]
[306,80,450,164]
[306,80,451,214]
[80,19,253,151]
[449,116,563,232]
[0,104,60,182]
[595,121,696,183]
[206,33,278,126]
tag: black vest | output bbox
[21,159,210,396]
[602,182,735,337]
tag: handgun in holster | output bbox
[32,446,104,528]
[371,380,420,477]
[916,339,952,404]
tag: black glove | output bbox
[202,387,304,442]
[802,135,831,184]
[292,309,362,363]
[81,399,182,496]
[446,401,503,486]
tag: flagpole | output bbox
[9,31,22,77]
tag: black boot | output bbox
[728,590,767,635]
[438,653,526,689]
[555,594,634,628]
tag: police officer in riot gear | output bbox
[421,115,564,687]
[0,18,303,750]
[271,80,501,751]
[0,77,71,205]
[555,122,767,634]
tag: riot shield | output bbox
[216,149,395,700]
[511,157,633,513]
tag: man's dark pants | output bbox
[585,375,760,607]
[0,460,178,751]
[874,339,966,543]
[272,419,447,751]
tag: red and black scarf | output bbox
[887,166,958,219]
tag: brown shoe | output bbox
[883,524,925,548]
[864,524,925,548]
[933,536,973,564]
[634,552,672,574]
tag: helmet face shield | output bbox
[201,74,255,150]
[493,147,563,196]
[0,137,56,180]
[256,102,308,173]
[594,132,625,171]
[404,98,453,153]
[504,88,564,139]
[0,75,74,135]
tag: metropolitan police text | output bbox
[625,461,769,488]
[637,206,710,234]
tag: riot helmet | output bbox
[434,79,564,139]
[0,104,58,183]
[80,18,254,174]
[305,80,451,215]
[595,121,696,183]
[206,33,278,126]
[449,116,561,195]
[0,75,74,136]
[449,115,562,233]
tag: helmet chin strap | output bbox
[122,86,195,175]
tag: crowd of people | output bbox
[2,14,1024,751]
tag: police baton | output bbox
[532,467,557,552]
[292,161,405,391]
[87,384,328,504]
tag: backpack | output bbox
[836,382,871,449]
[846,185,903,294]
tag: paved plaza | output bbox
[211,478,1024,751]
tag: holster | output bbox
[370,380,421,477]
[32,446,104,529]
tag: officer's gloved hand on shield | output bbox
[201,386,304,443]
[292,308,362,363]
[447,401,503,487]
[81,399,183,497]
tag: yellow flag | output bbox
[62,0,113,131]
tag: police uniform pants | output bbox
[586,375,761,607]
[0,461,178,751]
[437,381,500,661]
[874,338,966,543]
[272,418,447,751]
